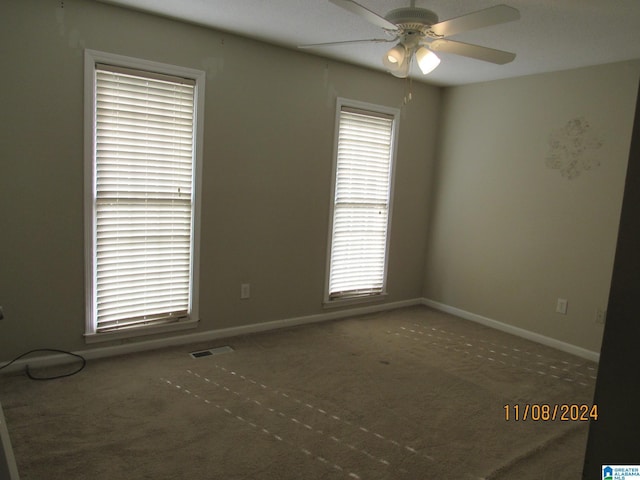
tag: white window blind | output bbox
[93,64,196,332]
[328,105,396,300]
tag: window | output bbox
[325,98,399,303]
[84,50,205,340]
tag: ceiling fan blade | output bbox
[429,39,516,64]
[299,38,397,49]
[430,5,520,37]
[329,0,399,31]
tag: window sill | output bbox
[323,292,388,309]
[84,318,199,344]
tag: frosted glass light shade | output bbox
[382,44,407,72]
[385,44,406,65]
[415,47,441,75]
[389,58,411,78]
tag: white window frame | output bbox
[83,49,205,343]
[324,98,400,306]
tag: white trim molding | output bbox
[323,98,400,305]
[422,298,600,363]
[1,297,599,375]
[0,401,20,480]
[0,299,422,375]
[83,49,205,339]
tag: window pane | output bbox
[328,107,395,299]
[93,67,195,332]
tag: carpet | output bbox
[0,306,596,479]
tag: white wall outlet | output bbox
[595,308,607,325]
[556,298,568,315]
[240,283,250,299]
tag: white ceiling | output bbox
[98,0,640,86]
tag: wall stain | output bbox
[545,116,603,179]
[201,56,225,79]
[55,1,85,55]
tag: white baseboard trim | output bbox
[0,401,20,480]
[421,298,600,362]
[1,298,423,374]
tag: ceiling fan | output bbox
[300,0,520,78]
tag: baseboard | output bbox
[0,401,20,480]
[421,298,600,363]
[0,298,423,374]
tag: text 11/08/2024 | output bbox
[504,404,598,421]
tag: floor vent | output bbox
[189,346,234,359]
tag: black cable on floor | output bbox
[0,349,86,381]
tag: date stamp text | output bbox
[504,404,598,421]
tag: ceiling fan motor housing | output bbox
[385,7,439,47]
[385,7,439,30]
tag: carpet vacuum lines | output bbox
[409,323,596,380]
[175,371,485,480]
[409,323,591,370]
[390,326,595,387]
[398,326,588,382]
[183,370,402,470]
[392,327,590,387]
[160,377,364,480]
[205,364,437,464]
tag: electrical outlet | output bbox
[595,308,607,325]
[240,283,250,299]
[556,298,568,315]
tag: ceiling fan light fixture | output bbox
[389,54,411,78]
[415,46,441,75]
[383,43,407,70]
[315,0,521,79]
[388,44,406,64]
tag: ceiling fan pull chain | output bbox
[404,76,413,104]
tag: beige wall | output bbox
[424,61,640,353]
[0,0,440,359]
[2,0,638,363]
